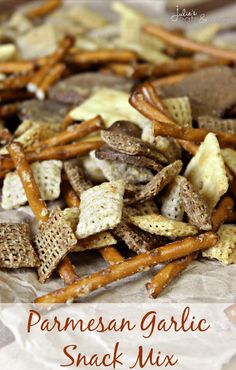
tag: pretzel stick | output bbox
[0,61,35,74]
[0,90,33,103]
[0,103,17,118]
[146,195,233,299]
[151,57,229,77]
[146,253,196,298]
[0,141,103,174]
[101,63,134,78]
[62,179,124,266]
[29,116,104,151]
[63,112,75,129]
[144,24,236,62]
[28,35,74,93]
[0,73,34,90]
[7,142,49,223]
[7,142,78,285]
[26,0,62,19]
[129,90,175,125]
[36,63,66,100]
[140,82,176,122]
[211,196,234,231]
[177,139,198,155]
[153,121,236,147]
[68,49,138,65]
[152,73,188,87]
[35,232,217,303]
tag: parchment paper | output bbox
[0,0,236,304]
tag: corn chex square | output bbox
[202,225,236,264]
[1,160,63,209]
[76,180,125,239]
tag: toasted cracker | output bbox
[74,231,117,252]
[70,88,149,128]
[185,133,228,210]
[113,221,164,254]
[130,214,198,238]
[0,223,39,268]
[127,160,183,205]
[76,180,125,239]
[179,176,212,230]
[94,155,153,184]
[164,97,192,126]
[101,130,168,163]
[0,44,16,61]
[1,160,63,209]
[64,161,92,196]
[221,148,236,177]
[202,225,236,264]
[198,116,236,135]
[67,6,108,29]
[95,147,163,171]
[35,208,77,283]
[161,176,184,221]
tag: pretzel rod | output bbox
[68,49,138,65]
[36,63,66,100]
[177,139,198,155]
[25,0,62,19]
[144,24,236,62]
[146,254,196,298]
[29,116,104,151]
[0,141,103,173]
[153,121,236,146]
[0,73,34,90]
[132,63,154,79]
[146,195,234,299]
[8,142,78,284]
[129,90,175,125]
[62,179,124,266]
[140,82,176,122]
[28,35,74,92]
[211,196,234,231]
[35,232,217,303]
[0,61,35,74]
[0,103,17,118]
[7,142,49,223]
[0,90,33,103]
[152,73,188,87]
